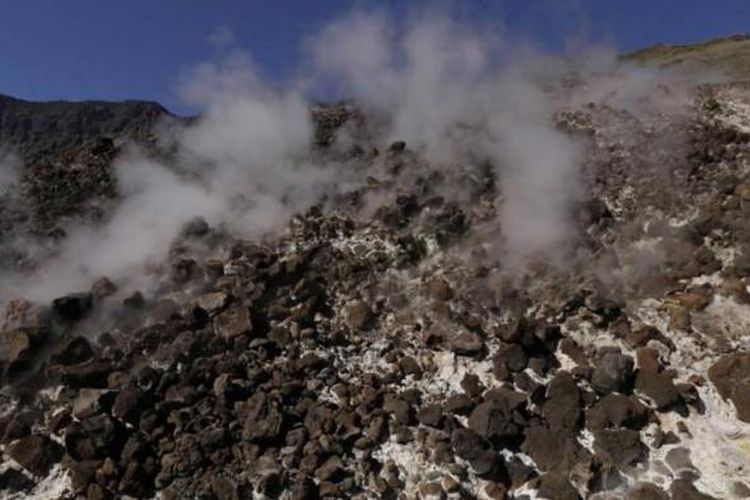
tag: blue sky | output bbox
[1,1,748,114]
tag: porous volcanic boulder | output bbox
[242,393,284,443]
[468,388,527,445]
[196,291,229,314]
[6,435,64,477]
[50,335,94,366]
[493,343,527,373]
[52,292,93,322]
[449,329,485,357]
[214,305,252,339]
[522,425,590,473]
[345,300,374,331]
[586,394,650,431]
[635,347,679,409]
[533,472,581,500]
[670,479,716,499]
[450,428,501,477]
[593,429,646,468]
[591,352,634,395]
[627,482,669,500]
[65,414,126,460]
[0,468,34,493]
[543,371,582,430]
[708,352,750,422]
[0,329,32,368]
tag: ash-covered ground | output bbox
[2,21,750,500]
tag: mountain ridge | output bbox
[0,92,180,158]
[622,33,750,80]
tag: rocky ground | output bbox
[2,71,750,500]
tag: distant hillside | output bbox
[623,34,750,80]
[0,93,178,158]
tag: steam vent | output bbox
[2,9,750,500]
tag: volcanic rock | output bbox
[4,41,750,499]
[468,389,527,445]
[627,482,669,500]
[533,472,581,500]
[417,403,444,428]
[65,414,126,460]
[670,479,716,499]
[196,292,229,313]
[543,371,582,430]
[708,352,750,422]
[0,468,34,493]
[493,343,527,373]
[242,393,284,443]
[586,394,650,431]
[444,393,475,415]
[450,428,500,477]
[635,347,680,409]
[52,293,93,322]
[593,429,646,468]
[591,352,634,395]
[50,335,94,366]
[72,388,115,420]
[6,435,63,477]
[214,305,252,339]
[58,359,113,388]
[449,329,484,356]
[0,329,32,368]
[522,425,590,473]
[90,276,117,301]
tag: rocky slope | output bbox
[0,93,178,159]
[623,34,750,80]
[2,46,750,500]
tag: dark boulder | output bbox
[0,329,33,373]
[57,359,113,388]
[242,393,284,443]
[593,429,646,468]
[468,388,527,445]
[451,428,502,477]
[6,435,64,477]
[669,479,716,499]
[493,343,527,373]
[214,305,253,339]
[708,352,750,422]
[543,371,582,431]
[50,335,94,366]
[591,352,634,395]
[65,414,126,460]
[345,300,374,331]
[533,472,581,500]
[0,468,34,493]
[586,394,650,431]
[626,482,669,500]
[52,293,93,322]
[416,403,444,428]
[522,425,590,473]
[449,329,485,357]
[635,347,680,409]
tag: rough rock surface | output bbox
[708,353,750,422]
[3,45,750,500]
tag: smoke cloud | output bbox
[307,7,585,261]
[0,51,338,305]
[1,4,711,307]
[0,151,19,195]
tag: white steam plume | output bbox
[0,52,337,305]
[3,4,697,306]
[308,7,584,261]
[0,151,20,195]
